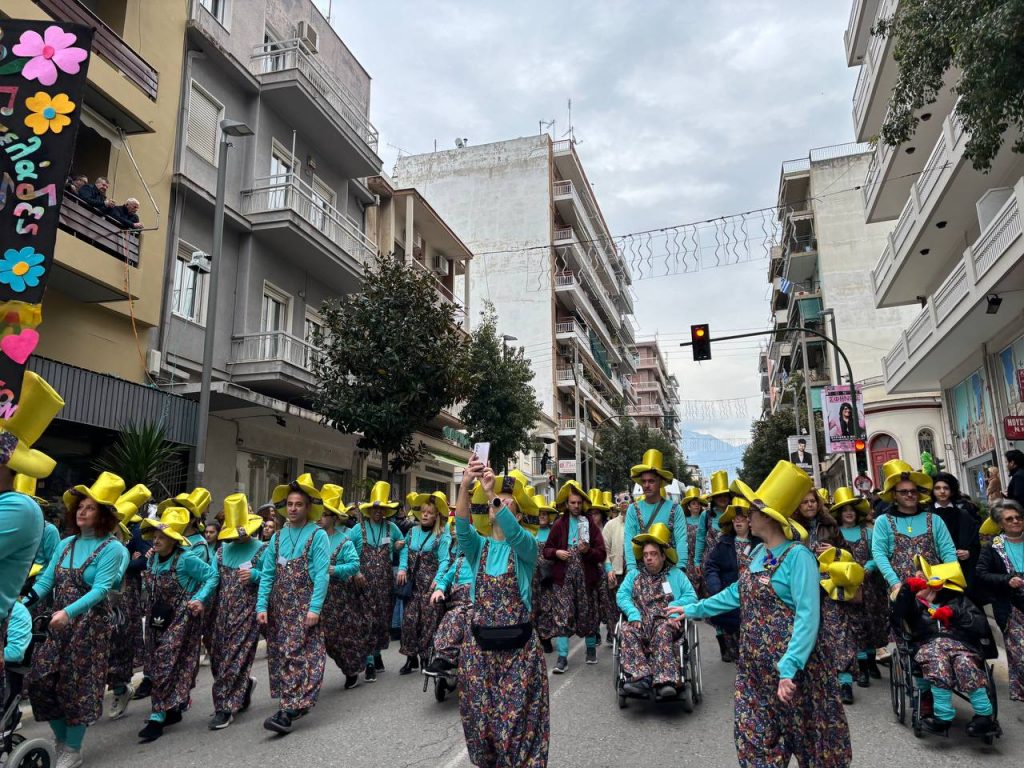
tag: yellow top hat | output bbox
[555,479,590,510]
[790,519,809,544]
[219,493,263,540]
[631,522,678,565]
[719,497,752,526]
[115,500,140,539]
[159,487,213,520]
[13,473,47,506]
[878,459,933,503]
[63,471,126,515]
[817,488,832,508]
[0,372,64,479]
[587,488,610,512]
[630,448,673,483]
[528,488,557,516]
[680,486,706,510]
[273,473,324,521]
[119,484,152,512]
[412,491,451,521]
[141,506,192,545]
[829,486,870,516]
[321,484,349,520]
[706,470,731,499]
[359,480,400,516]
[915,555,966,593]
[405,492,420,511]
[602,490,614,509]
[981,516,1001,537]
[820,561,866,601]
[731,461,812,542]
[817,546,854,572]
[494,469,539,521]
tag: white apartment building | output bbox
[846,0,1024,497]
[761,143,947,488]
[394,136,638,486]
[630,339,682,445]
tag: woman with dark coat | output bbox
[930,472,981,590]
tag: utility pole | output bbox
[573,343,582,484]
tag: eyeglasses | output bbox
[1003,516,1022,524]
[893,489,919,497]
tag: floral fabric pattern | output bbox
[144,553,202,714]
[359,533,394,656]
[914,636,988,693]
[322,544,364,677]
[210,547,264,712]
[548,547,599,639]
[847,527,888,650]
[618,568,684,684]
[400,544,443,657]
[992,536,1024,700]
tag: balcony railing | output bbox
[628,403,663,417]
[250,39,378,153]
[231,331,320,371]
[409,257,466,324]
[37,0,159,100]
[241,173,377,265]
[58,193,141,266]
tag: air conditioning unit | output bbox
[188,250,211,273]
[296,20,319,54]
[146,349,161,377]
[431,253,448,274]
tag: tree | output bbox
[95,421,183,496]
[596,418,694,493]
[740,408,799,488]
[874,0,1024,171]
[311,254,469,485]
[460,302,543,472]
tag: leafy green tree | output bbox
[311,254,469,485]
[596,418,693,493]
[874,0,1024,171]
[740,408,800,488]
[460,302,543,472]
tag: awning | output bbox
[427,450,468,469]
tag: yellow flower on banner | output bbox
[24,91,75,135]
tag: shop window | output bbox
[917,428,936,458]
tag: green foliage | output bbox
[874,0,1024,171]
[740,409,799,488]
[460,302,543,472]
[596,418,693,493]
[311,253,470,482]
[95,422,181,490]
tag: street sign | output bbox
[558,459,577,474]
[1005,415,1024,441]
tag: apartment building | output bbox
[4,0,197,495]
[761,142,946,488]
[629,340,682,445]
[393,136,638,485]
[846,0,1024,496]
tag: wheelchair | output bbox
[2,614,55,768]
[421,648,459,703]
[611,615,703,711]
[889,631,1001,744]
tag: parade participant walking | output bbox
[679,461,852,768]
[399,491,452,675]
[833,487,886,686]
[424,541,473,676]
[25,472,129,768]
[137,506,216,742]
[930,472,981,589]
[796,487,841,554]
[350,481,407,682]
[455,458,548,768]
[588,490,617,646]
[318,484,362,690]
[256,475,330,734]
[208,494,266,730]
[693,470,732,580]
[160,488,214,565]
[530,488,558,653]
[616,523,698,698]
[623,450,688,572]
[543,479,606,673]
[816,547,865,705]
[602,492,627,646]
[679,487,705,587]
[704,497,758,663]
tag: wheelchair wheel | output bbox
[8,737,54,768]
[612,645,623,705]
[679,682,694,713]
[434,677,448,702]
[889,646,906,724]
[688,622,703,704]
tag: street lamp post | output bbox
[194,119,253,487]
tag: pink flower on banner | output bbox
[12,26,88,87]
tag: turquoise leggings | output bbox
[931,686,992,721]
[555,635,596,656]
[48,720,86,750]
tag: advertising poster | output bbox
[787,435,815,473]
[999,335,1024,417]
[951,367,996,461]
[823,384,865,453]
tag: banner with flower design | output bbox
[0,20,92,411]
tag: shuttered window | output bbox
[187,81,222,165]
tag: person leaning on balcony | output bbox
[110,198,144,230]
[66,174,87,195]
[77,177,115,213]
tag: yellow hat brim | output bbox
[28,562,43,578]
[471,512,492,537]
[218,518,263,541]
[412,493,451,520]
[631,538,678,565]
[140,518,190,545]
[7,442,56,480]
[980,518,1001,536]
[629,464,673,483]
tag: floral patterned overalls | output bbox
[886,513,939,582]
[847,526,888,650]
[400,529,444,657]
[433,554,471,665]
[322,539,364,677]
[991,535,1024,700]
[211,544,265,713]
[359,520,395,656]
[618,566,684,685]
[550,515,599,639]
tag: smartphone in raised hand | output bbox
[472,442,491,467]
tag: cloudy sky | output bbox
[324,0,860,444]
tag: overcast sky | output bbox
[326,0,860,442]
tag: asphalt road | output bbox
[14,622,1024,767]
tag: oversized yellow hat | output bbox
[631,522,678,564]
[405,492,419,511]
[63,471,126,515]
[820,559,866,601]
[587,488,610,512]
[115,500,140,539]
[141,506,192,545]
[321,484,348,520]
[0,372,63,479]
[13,473,47,506]
[470,481,489,506]
[707,470,731,499]
[817,546,854,572]
[878,459,933,503]
[732,461,812,541]
[602,490,614,508]
[817,488,832,508]
[273,473,324,521]
[719,496,751,525]
[680,486,706,509]
[28,562,43,579]
[119,484,152,512]
[412,491,451,521]
[981,516,1001,536]
[915,555,966,593]
[494,469,539,524]
[829,486,870,516]
[529,487,557,516]
[555,479,590,510]
[790,519,809,544]
[359,480,400,516]
[219,493,262,540]
[159,487,213,520]
[630,448,673,482]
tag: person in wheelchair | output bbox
[616,523,697,698]
[2,600,32,720]
[890,557,999,737]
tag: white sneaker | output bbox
[109,684,135,719]
[57,748,83,768]
[53,741,66,758]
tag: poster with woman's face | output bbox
[823,385,865,453]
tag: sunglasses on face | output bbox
[893,489,919,497]
[1003,516,1022,524]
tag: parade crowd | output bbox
[2,378,1024,768]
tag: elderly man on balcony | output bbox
[78,176,115,213]
[110,198,144,230]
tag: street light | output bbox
[194,118,253,486]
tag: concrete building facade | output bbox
[629,340,682,445]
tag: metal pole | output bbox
[573,344,581,483]
[194,135,231,486]
[800,335,822,488]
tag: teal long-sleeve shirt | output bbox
[617,564,698,622]
[150,547,218,603]
[4,600,31,664]
[33,535,129,619]
[455,508,538,612]
[186,533,213,565]
[0,491,42,623]
[535,527,551,546]
[256,523,330,615]
[684,541,820,680]
[871,512,957,587]
[325,529,359,581]
[693,507,724,566]
[348,519,408,570]
[623,500,688,572]
[839,525,877,573]
[407,526,452,583]
[219,539,266,586]
[33,522,59,567]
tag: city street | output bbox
[15,623,1024,767]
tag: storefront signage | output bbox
[1005,416,1024,441]
[558,459,577,475]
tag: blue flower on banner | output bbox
[0,248,47,292]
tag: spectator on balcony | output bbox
[110,198,144,230]
[78,177,115,213]
[66,174,88,196]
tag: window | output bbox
[263,26,286,73]
[260,282,291,359]
[303,311,325,370]
[268,140,297,209]
[186,81,223,165]
[171,241,207,324]
[200,0,225,24]
[309,175,336,236]
[235,450,289,502]
[918,428,936,457]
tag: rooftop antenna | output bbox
[562,97,580,145]
[539,118,556,136]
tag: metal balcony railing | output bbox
[231,331,321,371]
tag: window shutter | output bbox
[187,83,221,165]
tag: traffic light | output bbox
[691,324,711,361]
[854,438,868,473]
[935,456,945,473]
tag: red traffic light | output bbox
[854,439,866,452]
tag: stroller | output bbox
[2,613,55,768]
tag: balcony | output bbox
[36,0,158,100]
[627,403,663,418]
[558,418,595,447]
[844,0,882,65]
[552,180,618,290]
[229,331,319,398]
[851,0,899,141]
[554,271,618,356]
[882,178,1024,393]
[409,258,467,329]
[250,40,381,177]
[241,173,377,293]
[57,194,141,267]
[554,367,616,420]
[553,234,621,332]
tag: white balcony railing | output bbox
[231,331,320,371]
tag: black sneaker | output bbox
[840,683,854,705]
[163,708,183,726]
[585,647,597,664]
[552,656,568,674]
[263,710,292,735]
[344,675,360,690]
[138,720,164,742]
[399,656,418,675]
[208,711,233,730]
[425,657,454,676]
[374,653,385,671]
[365,663,377,683]
[241,678,257,712]
[132,678,152,700]
[541,638,553,653]
[966,715,1000,738]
